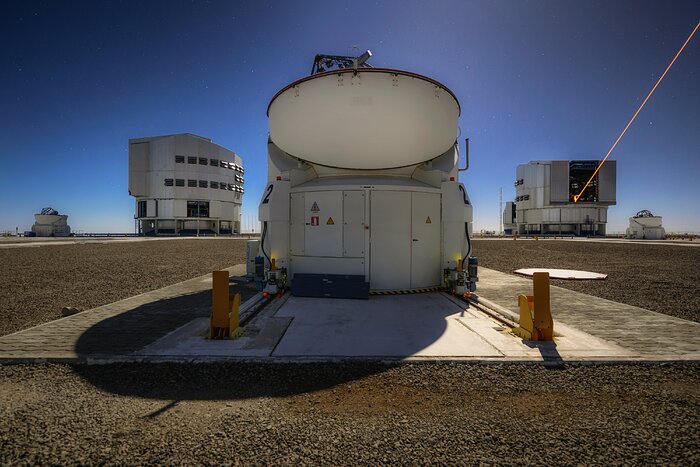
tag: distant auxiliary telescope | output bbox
[258,51,477,297]
[626,210,666,240]
[31,207,71,237]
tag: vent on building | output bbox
[164,178,174,186]
[199,157,207,165]
[210,159,219,166]
[210,181,218,189]
[187,156,196,164]
[199,180,207,188]
[175,155,185,163]
[175,179,185,187]
[188,179,197,187]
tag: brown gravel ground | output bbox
[472,239,700,323]
[1,362,698,465]
[0,239,247,336]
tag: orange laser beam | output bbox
[573,21,700,203]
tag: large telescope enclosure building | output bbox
[129,133,244,236]
[504,160,616,236]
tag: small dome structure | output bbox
[626,210,665,240]
[32,207,71,237]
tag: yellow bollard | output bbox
[210,270,243,339]
[210,271,229,338]
[229,292,243,338]
[532,272,553,340]
[513,272,554,341]
[516,295,536,340]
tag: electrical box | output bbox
[246,240,260,276]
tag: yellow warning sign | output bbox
[326,217,335,225]
[425,216,432,224]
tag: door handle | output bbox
[412,239,418,242]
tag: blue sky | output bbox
[1,0,699,233]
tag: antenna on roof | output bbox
[311,50,373,74]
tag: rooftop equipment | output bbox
[258,52,476,296]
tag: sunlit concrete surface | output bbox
[122,292,633,361]
[271,294,499,358]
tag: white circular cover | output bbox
[514,268,608,280]
[268,69,460,169]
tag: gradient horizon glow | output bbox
[1,0,699,233]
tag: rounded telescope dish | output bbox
[268,68,460,170]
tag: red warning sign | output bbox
[310,216,319,226]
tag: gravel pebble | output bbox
[0,239,247,336]
[0,362,698,465]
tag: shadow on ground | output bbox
[73,282,258,357]
[71,289,462,400]
[71,361,402,401]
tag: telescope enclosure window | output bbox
[187,201,209,218]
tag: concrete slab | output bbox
[514,268,607,280]
[260,293,629,360]
[272,294,502,358]
[138,294,292,358]
[136,317,291,357]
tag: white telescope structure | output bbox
[259,53,476,295]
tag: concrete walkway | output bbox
[476,268,700,359]
[0,264,253,361]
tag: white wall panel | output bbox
[290,193,305,255]
[343,191,365,257]
[304,191,343,257]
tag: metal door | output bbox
[304,191,343,257]
[411,192,441,288]
[370,191,411,290]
